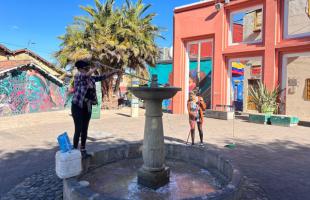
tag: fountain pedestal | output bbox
[128,75,181,189]
[137,99,170,189]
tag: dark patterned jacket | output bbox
[72,73,111,108]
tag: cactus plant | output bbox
[248,81,282,114]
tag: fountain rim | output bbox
[127,86,181,91]
[63,142,243,200]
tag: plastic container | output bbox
[57,132,72,153]
[55,150,82,179]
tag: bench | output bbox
[205,105,234,120]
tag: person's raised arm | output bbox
[93,69,120,82]
[86,66,98,77]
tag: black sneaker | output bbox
[81,150,91,159]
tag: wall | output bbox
[173,1,224,114]
[0,52,8,61]
[0,68,67,116]
[285,55,310,121]
[173,0,310,116]
[286,0,310,37]
[148,62,173,112]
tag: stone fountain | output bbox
[128,75,181,189]
[63,74,242,200]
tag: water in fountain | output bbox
[80,158,223,200]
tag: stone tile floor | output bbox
[0,108,310,200]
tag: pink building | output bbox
[172,0,310,121]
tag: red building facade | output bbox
[172,0,310,120]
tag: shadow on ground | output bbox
[115,113,131,117]
[1,138,310,200]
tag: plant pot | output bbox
[261,105,275,115]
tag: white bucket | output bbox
[55,150,82,179]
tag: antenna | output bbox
[27,40,36,48]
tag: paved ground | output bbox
[0,108,310,200]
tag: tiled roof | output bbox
[0,44,13,54]
[0,60,63,85]
[0,60,32,73]
[0,44,65,74]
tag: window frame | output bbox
[306,78,310,101]
[227,56,263,105]
[228,5,264,46]
[281,52,310,113]
[185,39,214,112]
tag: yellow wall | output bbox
[0,53,8,61]
[0,52,61,77]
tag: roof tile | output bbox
[0,60,32,73]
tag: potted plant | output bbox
[248,81,282,114]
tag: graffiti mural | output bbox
[0,69,67,116]
[148,62,173,112]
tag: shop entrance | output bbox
[228,57,262,112]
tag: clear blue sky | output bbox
[0,0,197,63]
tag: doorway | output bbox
[228,57,262,112]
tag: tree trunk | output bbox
[101,75,118,109]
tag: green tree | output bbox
[55,0,161,103]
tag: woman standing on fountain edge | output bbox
[70,60,118,158]
[187,91,206,146]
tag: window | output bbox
[284,0,310,39]
[281,52,310,117]
[229,6,263,44]
[228,57,263,111]
[253,9,262,32]
[308,0,310,17]
[307,79,310,100]
[186,40,213,110]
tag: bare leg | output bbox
[197,122,203,143]
[189,120,196,145]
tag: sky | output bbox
[0,0,198,63]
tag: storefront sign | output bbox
[288,78,297,86]
[250,66,262,77]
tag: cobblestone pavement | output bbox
[1,108,310,200]
[1,168,62,200]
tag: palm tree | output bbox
[55,0,160,104]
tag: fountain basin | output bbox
[63,142,243,200]
[128,87,181,100]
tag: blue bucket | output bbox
[57,132,72,153]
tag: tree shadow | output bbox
[214,139,310,200]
